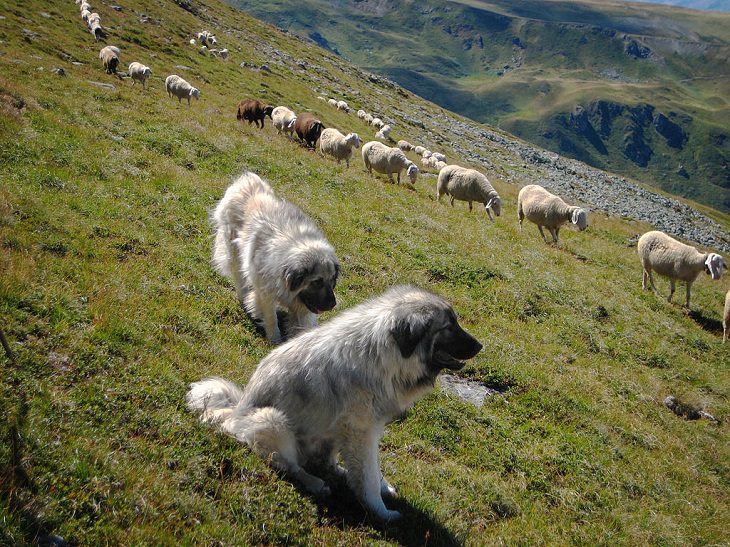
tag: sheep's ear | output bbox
[485,197,494,210]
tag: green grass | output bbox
[1,0,730,544]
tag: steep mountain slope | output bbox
[1,0,729,544]
[229,0,730,213]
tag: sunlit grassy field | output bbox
[1,0,729,544]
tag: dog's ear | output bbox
[285,266,309,292]
[391,312,430,358]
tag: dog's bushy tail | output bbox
[186,377,245,424]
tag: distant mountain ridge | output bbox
[227,0,730,213]
[630,0,730,12]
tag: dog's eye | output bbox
[312,278,324,288]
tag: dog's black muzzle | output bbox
[299,286,336,314]
[432,324,482,370]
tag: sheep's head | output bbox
[347,133,362,148]
[263,105,274,119]
[571,208,588,231]
[190,87,200,100]
[406,163,419,185]
[484,193,502,221]
[704,253,726,280]
[287,118,297,130]
[143,68,151,77]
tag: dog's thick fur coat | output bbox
[212,172,339,342]
[187,285,482,520]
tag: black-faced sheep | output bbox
[99,45,120,74]
[637,230,726,309]
[362,141,419,185]
[237,99,274,129]
[319,128,362,167]
[295,113,325,148]
[165,75,200,106]
[517,184,587,242]
[437,165,501,221]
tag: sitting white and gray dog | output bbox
[187,285,482,521]
[212,172,340,342]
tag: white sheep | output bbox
[128,62,151,89]
[437,165,501,221]
[637,230,726,309]
[319,128,362,167]
[271,106,297,136]
[421,155,439,170]
[210,48,229,59]
[317,96,326,101]
[336,100,350,112]
[722,291,730,344]
[362,113,374,124]
[517,184,587,243]
[413,145,427,156]
[432,152,446,162]
[434,160,448,171]
[80,1,91,12]
[81,8,91,21]
[165,74,200,106]
[375,124,391,140]
[327,98,338,108]
[87,12,100,26]
[371,117,384,128]
[397,140,414,152]
[189,38,196,45]
[357,109,368,120]
[362,141,419,185]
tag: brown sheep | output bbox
[294,113,325,148]
[236,99,274,129]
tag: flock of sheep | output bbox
[80,2,730,342]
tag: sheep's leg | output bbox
[551,228,559,244]
[449,196,455,207]
[537,226,548,242]
[684,281,692,309]
[468,201,473,212]
[642,270,650,290]
[667,279,675,303]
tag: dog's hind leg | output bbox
[229,407,329,495]
[340,423,401,521]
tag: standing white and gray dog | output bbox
[211,172,340,342]
[187,285,482,521]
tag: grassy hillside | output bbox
[229,0,730,213]
[1,0,729,544]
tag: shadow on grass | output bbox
[0,380,64,546]
[312,476,462,547]
[687,309,723,335]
